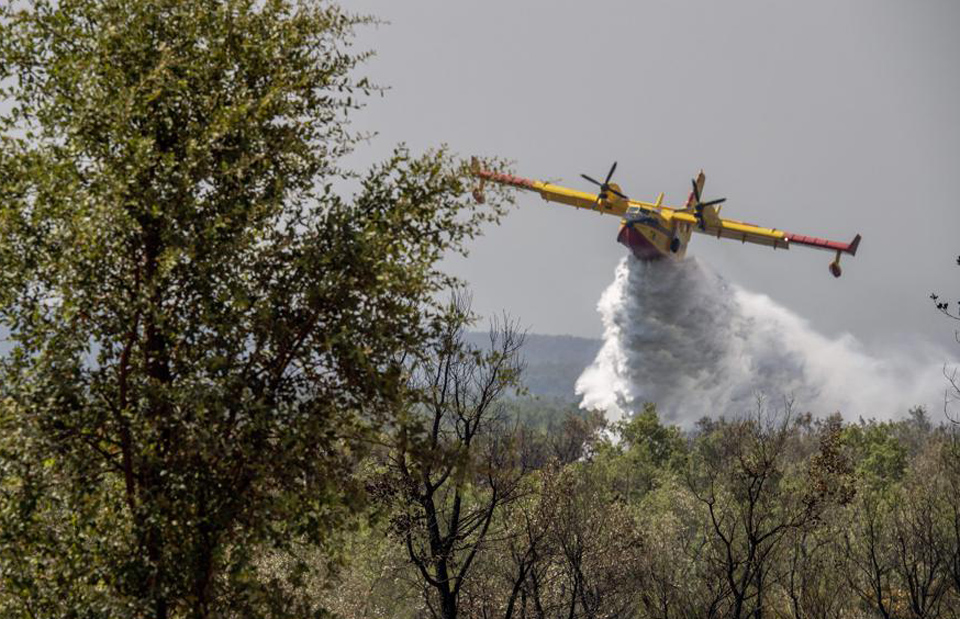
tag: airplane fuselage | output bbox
[471,166,861,277]
[617,206,693,261]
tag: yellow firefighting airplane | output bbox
[473,161,861,277]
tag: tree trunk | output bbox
[440,589,458,619]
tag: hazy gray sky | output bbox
[346,0,960,354]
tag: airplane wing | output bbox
[782,232,862,255]
[474,169,632,217]
[670,209,791,249]
[475,164,861,265]
[670,208,861,256]
[673,170,860,255]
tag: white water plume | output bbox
[575,256,955,426]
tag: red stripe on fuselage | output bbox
[617,224,667,261]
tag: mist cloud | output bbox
[576,256,956,426]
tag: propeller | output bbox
[690,177,726,230]
[581,161,628,205]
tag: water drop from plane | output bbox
[575,256,951,425]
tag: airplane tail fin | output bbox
[684,170,706,210]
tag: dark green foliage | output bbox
[0,1,509,617]
[617,403,686,471]
[844,420,909,487]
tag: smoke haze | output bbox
[576,256,956,426]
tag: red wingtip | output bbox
[785,232,862,255]
[473,169,537,190]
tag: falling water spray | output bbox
[576,256,952,426]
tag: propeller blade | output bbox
[604,161,618,185]
[699,198,726,208]
[691,178,701,203]
[584,163,626,201]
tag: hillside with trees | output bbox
[464,331,601,400]
[1,1,959,618]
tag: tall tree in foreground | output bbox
[0,1,507,617]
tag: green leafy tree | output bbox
[602,403,687,501]
[0,1,507,617]
[844,420,909,489]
